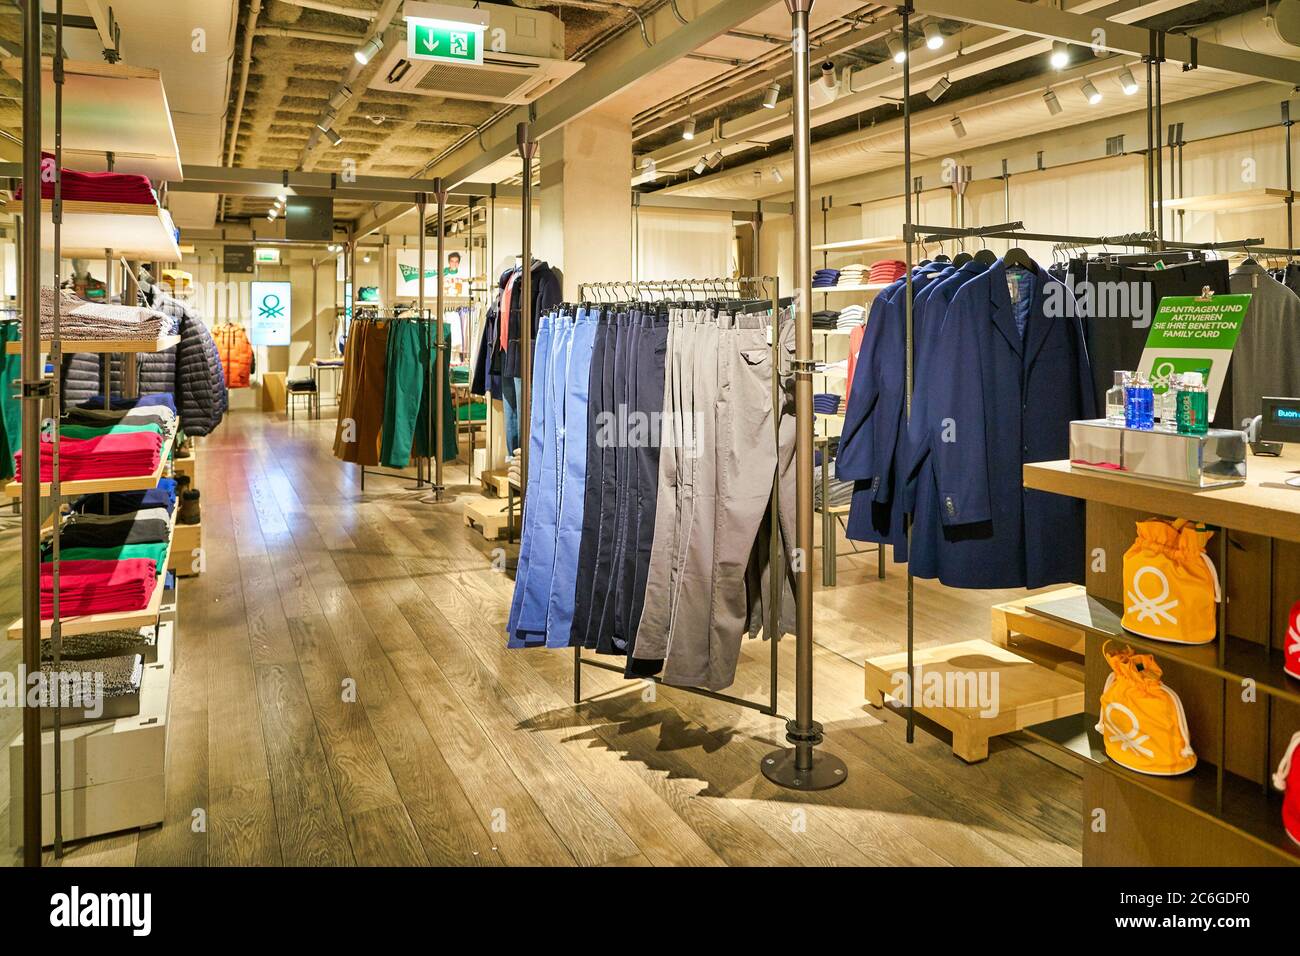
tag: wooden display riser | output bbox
[464,496,516,541]
[991,586,1087,680]
[9,621,173,847]
[172,443,200,490]
[168,521,202,577]
[864,638,1085,762]
[481,467,512,499]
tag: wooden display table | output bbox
[1024,446,1300,866]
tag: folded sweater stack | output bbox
[40,286,174,342]
[39,558,158,618]
[869,259,907,284]
[16,429,163,482]
[837,263,868,287]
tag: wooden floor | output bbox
[0,409,1082,867]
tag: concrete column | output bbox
[537,109,633,298]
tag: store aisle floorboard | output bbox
[3,410,1082,867]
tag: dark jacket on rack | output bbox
[60,351,175,407]
[501,260,563,380]
[917,260,1095,589]
[470,267,513,399]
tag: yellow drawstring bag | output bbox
[1121,518,1220,645]
[1096,644,1197,776]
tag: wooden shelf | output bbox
[1158,188,1295,213]
[1024,713,1300,863]
[6,334,179,355]
[1,57,183,181]
[1024,590,1300,707]
[36,198,181,262]
[814,283,893,294]
[812,236,904,254]
[1023,448,1300,545]
[6,505,177,641]
[3,430,176,499]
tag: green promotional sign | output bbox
[1137,293,1250,418]
[408,20,483,65]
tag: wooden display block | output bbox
[9,622,172,847]
[172,445,201,490]
[168,521,203,577]
[991,586,1088,670]
[262,372,288,413]
[864,638,1085,763]
[464,496,515,541]
[482,467,511,499]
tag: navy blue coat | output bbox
[918,260,1095,589]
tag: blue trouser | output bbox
[501,375,522,455]
[511,311,572,640]
[544,308,598,647]
[507,313,555,646]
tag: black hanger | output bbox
[973,248,998,266]
[933,253,952,263]
[1003,246,1037,272]
[952,251,974,267]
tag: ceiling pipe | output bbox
[275,0,377,19]
[255,26,363,44]
[222,0,263,221]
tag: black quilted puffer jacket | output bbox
[60,289,229,435]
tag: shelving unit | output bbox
[812,235,905,254]
[6,334,180,355]
[2,431,176,500]
[813,282,892,295]
[1157,187,1296,214]
[33,199,182,262]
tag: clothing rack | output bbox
[345,310,446,493]
[568,275,784,717]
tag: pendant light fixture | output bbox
[1118,67,1139,95]
[1080,78,1102,105]
[1050,40,1069,70]
[924,22,944,50]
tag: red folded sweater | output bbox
[15,431,162,481]
[16,154,158,206]
[39,558,157,617]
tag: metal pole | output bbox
[1154,38,1164,249]
[761,0,846,792]
[488,185,496,471]
[1145,52,1155,235]
[516,124,538,505]
[902,4,916,747]
[416,194,428,489]
[20,0,44,866]
[434,182,447,499]
[49,0,66,860]
[1285,101,1294,254]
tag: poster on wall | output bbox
[250,281,292,346]
[396,248,467,298]
[1136,293,1250,418]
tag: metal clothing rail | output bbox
[568,275,783,718]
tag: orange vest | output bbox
[214,324,253,388]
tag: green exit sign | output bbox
[407,18,484,66]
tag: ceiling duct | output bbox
[368,1,583,104]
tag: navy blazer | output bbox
[920,260,1096,589]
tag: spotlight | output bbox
[328,85,353,111]
[354,35,384,65]
[641,157,657,182]
[693,156,708,175]
[950,115,966,139]
[927,76,951,102]
[762,83,780,109]
[770,166,783,184]
[1043,88,1063,115]
[707,150,723,169]
[820,62,837,93]
[1118,67,1139,95]
[924,22,944,50]
[267,208,278,221]
[1080,79,1102,105]
[682,116,696,140]
[321,125,344,147]
[315,110,338,134]
[363,253,371,263]
[887,35,906,64]
[1050,40,1069,70]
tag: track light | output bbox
[354,35,384,65]
[707,150,723,169]
[682,116,696,140]
[320,125,344,147]
[315,110,337,134]
[328,85,353,111]
[1080,79,1102,105]
[950,115,966,139]
[820,62,837,93]
[762,83,780,109]
[1050,40,1069,70]
[267,209,277,221]
[927,76,951,102]
[693,156,708,175]
[1118,67,1139,95]
[770,166,783,184]
[924,22,944,50]
[641,157,657,182]
[887,35,906,64]
[1043,88,1063,115]
[363,253,371,263]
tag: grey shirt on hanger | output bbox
[1229,261,1300,424]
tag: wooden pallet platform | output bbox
[463,496,515,541]
[864,638,1085,763]
[991,585,1088,660]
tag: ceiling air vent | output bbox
[1106,134,1125,156]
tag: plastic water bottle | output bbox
[1106,370,1127,425]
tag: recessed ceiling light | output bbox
[887,35,906,64]
[1050,40,1069,70]
[927,76,951,102]
[1043,88,1063,115]
[682,116,696,140]
[924,23,944,50]
[762,83,780,109]
[1118,67,1139,95]
[1080,79,1102,105]
[950,115,966,139]
[354,35,384,65]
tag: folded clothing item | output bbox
[812,309,840,330]
[812,268,840,288]
[59,507,172,548]
[16,430,163,482]
[41,626,156,663]
[39,558,158,617]
[51,541,170,577]
[40,286,174,341]
[837,304,867,329]
[63,404,175,431]
[813,393,842,415]
[39,655,144,705]
[19,154,159,205]
[869,259,907,283]
[79,392,178,417]
[72,478,176,516]
[814,462,855,510]
[59,422,164,441]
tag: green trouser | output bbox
[0,323,19,479]
[380,321,458,468]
